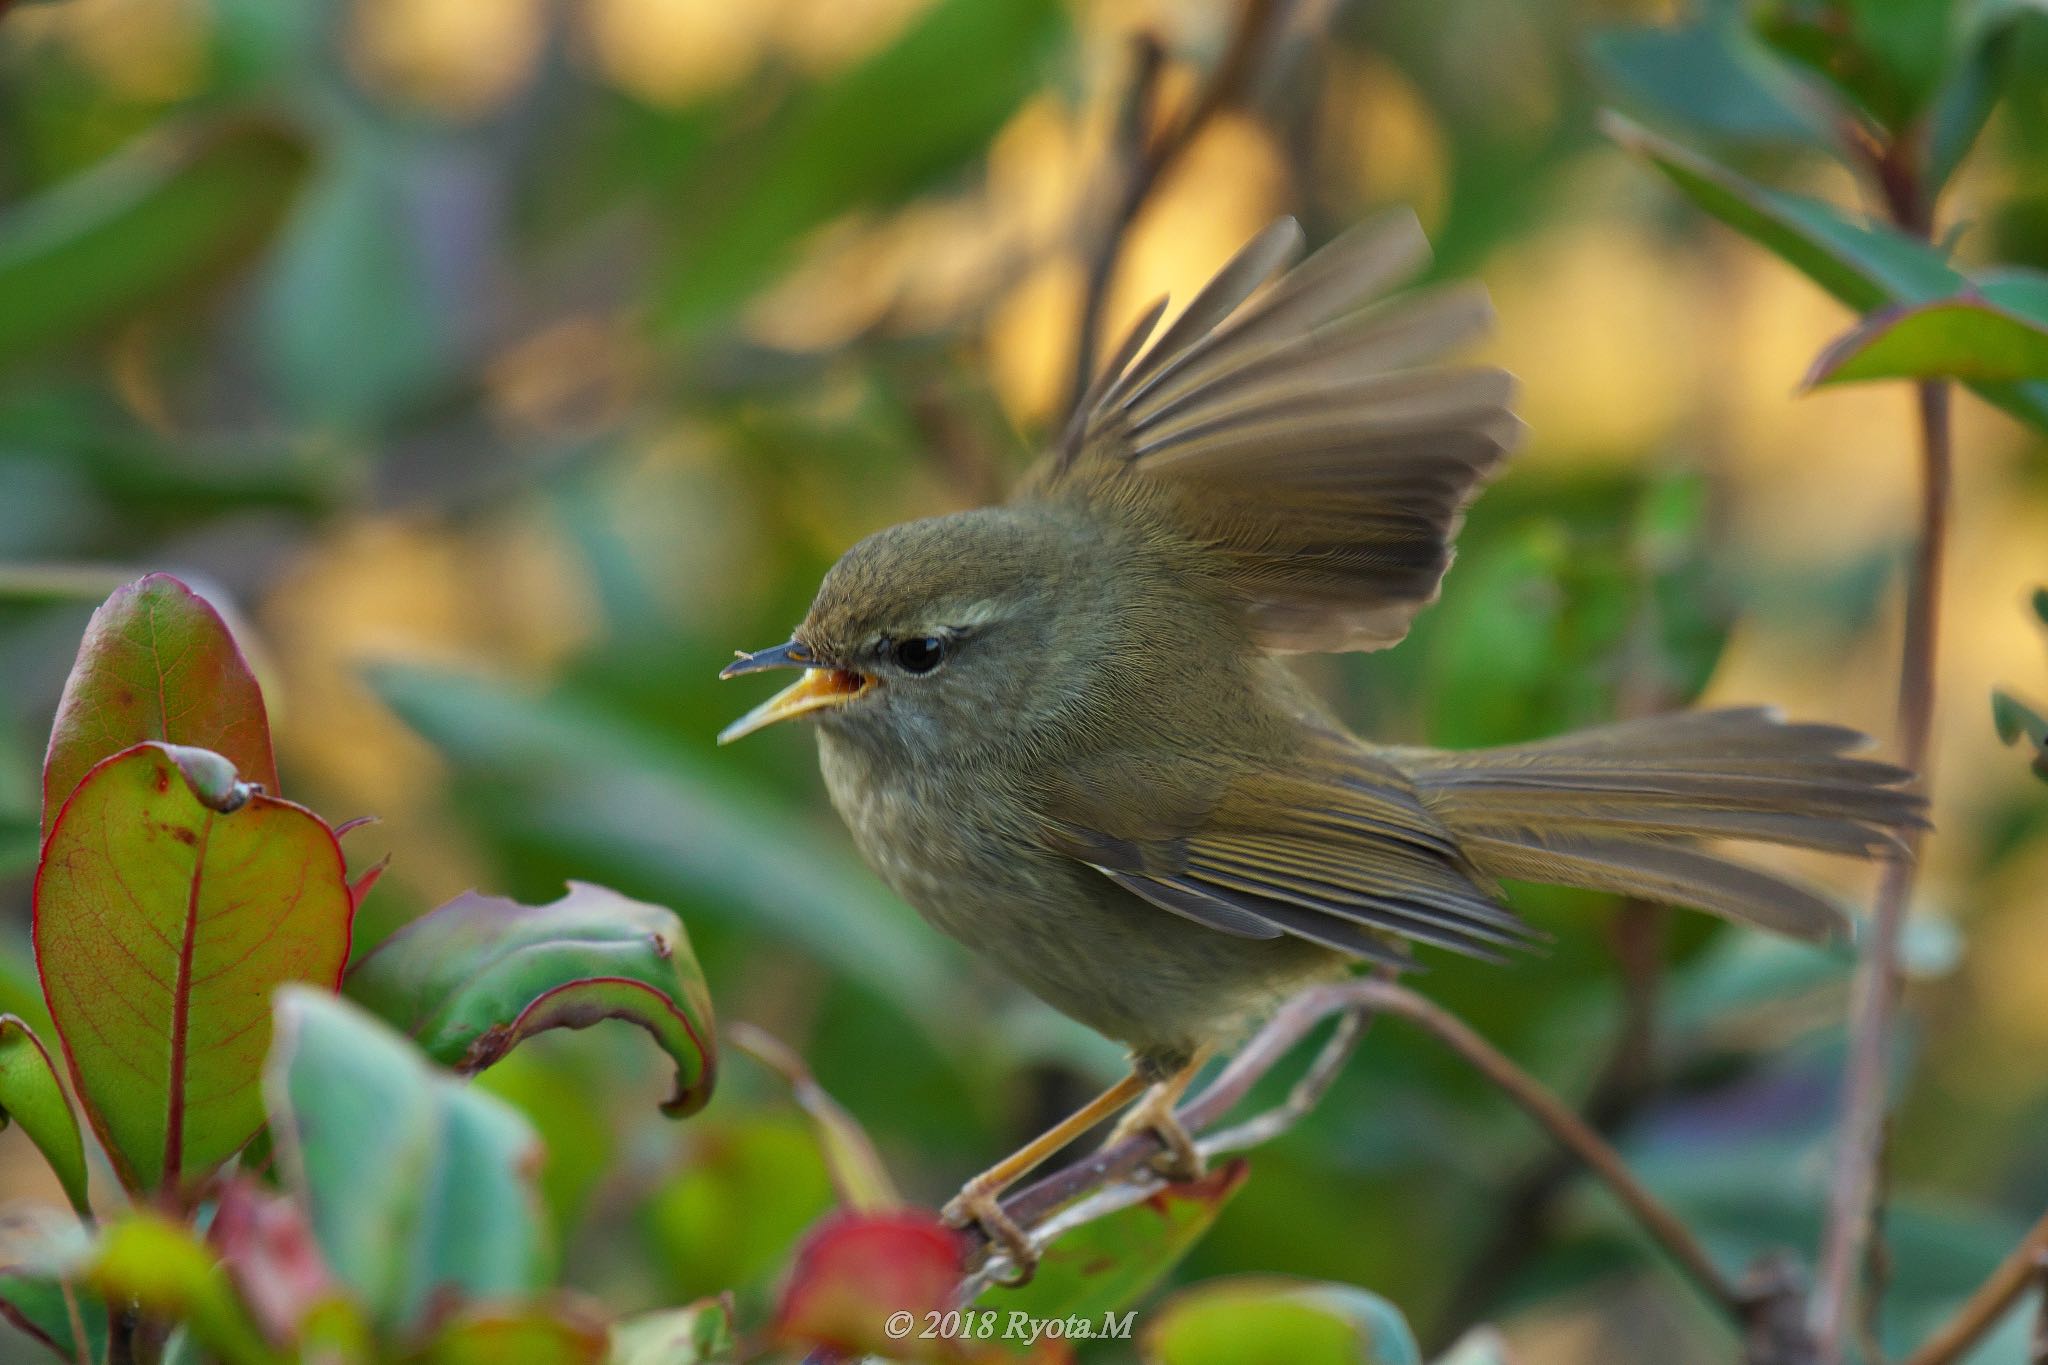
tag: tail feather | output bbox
[1398,708,1926,942]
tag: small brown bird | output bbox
[720,213,1921,1268]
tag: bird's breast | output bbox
[815,731,1043,936]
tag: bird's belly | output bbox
[818,739,1339,1066]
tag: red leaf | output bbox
[42,574,277,840]
[34,743,353,1196]
[347,855,389,911]
[210,1180,337,1347]
[775,1209,965,1359]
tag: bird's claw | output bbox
[1108,1097,1206,1183]
[942,1184,1038,1286]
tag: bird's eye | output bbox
[893,635,947,674]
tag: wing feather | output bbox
[1024,210,1521,655]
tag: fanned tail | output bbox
[1394,708,1926,942]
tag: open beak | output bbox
[717,640,873,745]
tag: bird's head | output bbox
[718,506,1126,761]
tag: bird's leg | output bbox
[1103,1046,1214,1182]
[941,1070,1150,1283]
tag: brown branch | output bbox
[1430,901,1670,1342]
[1812,126,1951,1360]
[1061,0,1290,422]
[1898,1210,2048,1365]
[974,978,1757,1328]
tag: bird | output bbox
[717,212,1923,1274]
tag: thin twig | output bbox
[1061,0,1289,421]
[1812,124,1951,1359]
[2033,1253,2048,1365]
[731,1021,901,1213]
[973,978,1750,1324]
[1431,901,1669,1341]
[1897,1209,2048,1365]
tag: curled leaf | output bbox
[345,883,715,1118]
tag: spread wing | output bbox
[1038,733,1539,967]
[1019,212,1523,655]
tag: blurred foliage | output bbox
[0,0,2045,1361]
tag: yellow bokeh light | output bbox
[9,0,209,104]
[579,0,771,105]
[1487,191,1705,462]
[772,0,937,73]
[348,0,547,119]
[1317,51,1450,230]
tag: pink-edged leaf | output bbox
[209,1180,340,1349]
[347,856,388,912]
[775,1209,964,1359]
[1805,289,2048,388]
[42,574,277,840]
[345,883,715,1117]
[33,743,352,1196]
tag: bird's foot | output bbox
[941,1182,1038,1287]
[1106,1089,1206,1183]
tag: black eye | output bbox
[893,635,947,674]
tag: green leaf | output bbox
[1807,276,2048,385]
[0,1017,91,1219]
[411,1305,609,1365]
[1141,1276,1423,1365]
[90,1216,280,1365]
[1756,0,1954,133]
[256,127,451,431]
[2034,584,2048,627]
[979,1160,1249,1323]
[1607,115,2048,430]
[34,744,351,1195]
[0,1216,104,1365]
[0,119,311,371]
[608,1298,736,1365]
[1587,5,1840,151]
[1607,114,1960,312]
[0,1274,105,1365]
[1993,691,2048,782]
[653,0,1065,329]
[1926,0,2048,191]
[345,882,716,1118]
[263,988,551,1335]
[42,573,279,840]
[643,1115,837,1301]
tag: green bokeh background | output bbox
[2,0,2046,1359]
